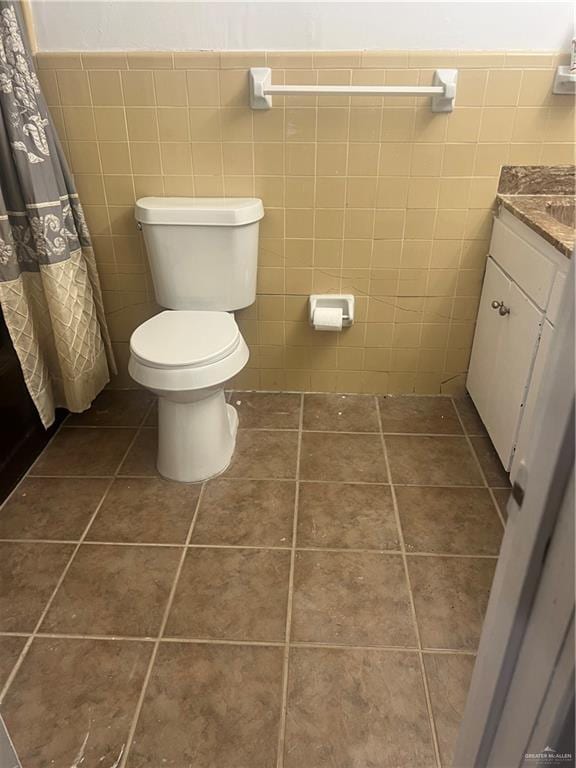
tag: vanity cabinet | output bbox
[467,257,543,467]
[467,208,569,480]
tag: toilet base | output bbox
[156,390,238,483]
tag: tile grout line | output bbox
[0,403,152,705]
[0,393,503,763]
[119,480,207,768]
[0,538,500,558]
[68,424,510,438]
[0,630,479,656]
[0,475,116,705]
[374,395,443,768]
[0,410,71,516]
[24,473,510,490]
[450,398,508,529]
[275,392,304,768]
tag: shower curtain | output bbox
[0,1,115,427]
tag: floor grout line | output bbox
[232,427,476,437]
[0,630,479,655]
[119,481,207,768]
[0,391,503,765]
[0,538,501,558]
[450,398,508,529]
[29,426,495,437]
[374,395,443,768]
[20,473,510,490]
[0,416,71,517]
[275,392,303,768]
[0,476,116,705]
[0,408,149,705]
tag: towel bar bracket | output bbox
[249,67,458,112]
[431,68,458,113]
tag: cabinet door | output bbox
[467,257,511,434]
[509,320,554,483]
[467,257,543,469]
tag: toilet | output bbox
[129,197,264,482]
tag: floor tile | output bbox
[291,550,415,646]
[31,427,136,476]
[453,395,487,436]
[408,556,496,650]
[0,543,73,632]
[87,478,201,544]
[118,429,158,476]
[424,652,475,768]
[191,479,295,547]
[41,544,180,637]
[231,391,301,429]
[303,393,380,432]
[386,436,483,486]
[378,396,463,434]
[165,548,290,641]
[126,643,283,768]
[297,482,399,550]
[284,647,436,768]
[1,637,151,767]
[396,487,503,555]
[0,478,109,541]
[470,436,510,487]
[492,488,511,520]
[0,636,26,689]
[145,400,157,426]
[224,430,299,479]
[300,432,388,483]
[66,389,153,427]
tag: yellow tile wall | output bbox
[36,50,575,393]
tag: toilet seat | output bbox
[128,310,249,394]
[130,310,241,369]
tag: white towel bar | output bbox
[249,67,458,112]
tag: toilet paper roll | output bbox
[313,306,343,331]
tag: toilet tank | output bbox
[134,197,264,311]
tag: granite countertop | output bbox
[496,165,575,258]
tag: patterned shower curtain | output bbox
[0,1,115,427]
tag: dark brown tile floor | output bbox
[0,390,508,768]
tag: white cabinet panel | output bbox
[467,257,544,470]
[467,257,510,429]
[509,320,554,483]
[546,270,567,327]
[490,218,556,310]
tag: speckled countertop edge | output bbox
[497,195,574,258]
[496,166,575,259]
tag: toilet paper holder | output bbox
[309,294,354,328]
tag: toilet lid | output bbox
[130,310,241,369]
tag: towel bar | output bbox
[249,67,458,112]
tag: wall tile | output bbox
[88,71,124,105]
[99,142,131,173]
[126,108,159,141]
[42,50,572,395]
[121,71,156,106]
[127,52,173,69]
[63,107,96,140]
[94,107,128,141]
[154,70,187,106]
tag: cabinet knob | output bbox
[491,300,510,316]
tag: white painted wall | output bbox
[31,1,575,52]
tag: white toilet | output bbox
[129,197,264,482]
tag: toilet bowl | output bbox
[130,196,263,483]
[129,309,249,482]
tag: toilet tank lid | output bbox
[135,197,264,226]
